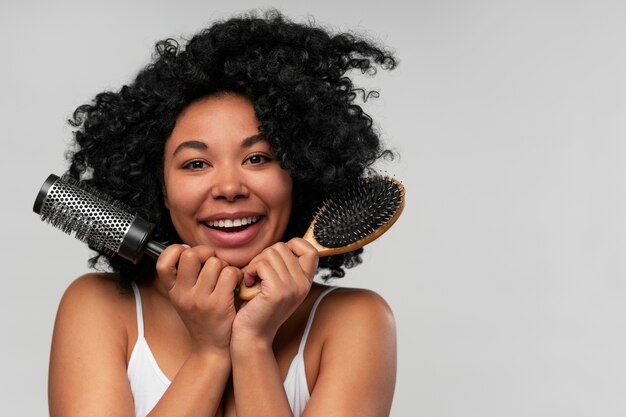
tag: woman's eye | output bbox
[183,160,208,170]
[245,154,271,165]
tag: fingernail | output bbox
[181,244,191,249]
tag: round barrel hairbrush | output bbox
[33,174,166,263]
[237,176,405,300]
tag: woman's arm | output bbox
[49,245,240,417]
[228,238,318,417]
[227,286,396,417]
[48,275,230,417]
[147,244,241,417]
[227,241,396,416]
[49,274,136,417]
[227,238,396,417]
[145,350,230,417]
[301,289,397,417]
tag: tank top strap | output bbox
[130,282,145,338]
[297,286,338,355]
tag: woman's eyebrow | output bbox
[241,134,265,148]
[172,134,265,157]
[172,140,207,156]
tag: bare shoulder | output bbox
[59,272,130,315]
[304,286,397,416]
[310,286,396,354]
[63,271,123,296]
[317,286,396,333]
[50,273,136,415]
[54,272,134,343]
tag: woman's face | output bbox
[162,93,293,267]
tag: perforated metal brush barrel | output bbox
[33,174,161,263]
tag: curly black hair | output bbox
[66,10,397,290]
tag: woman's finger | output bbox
[270,243,314,300]
[214,266,242,298]
[286,238,319,281]
[172,245,218,291]
[196,257,229,295]
[175,249,204,291]
[155,244,188,291]
[242,259,279,290]
[270,243,308,282]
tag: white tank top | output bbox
[127,283,337,417]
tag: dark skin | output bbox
[48,94,397,417]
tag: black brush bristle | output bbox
[312,176,404,248]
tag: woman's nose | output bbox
[210,167,249,201]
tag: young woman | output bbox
[49,11,397,417]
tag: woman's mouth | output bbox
[200,215,264,246]
[203,215,260,232]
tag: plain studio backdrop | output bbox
[1,0,625,416]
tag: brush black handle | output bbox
[120,216,167,262]
[144,240,167,259]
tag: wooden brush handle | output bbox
[237,280,263,301]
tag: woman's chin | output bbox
[213,249,257,269]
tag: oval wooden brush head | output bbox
[304,176,405,256]
[238,176,405,300]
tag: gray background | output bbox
[2,0,626,416]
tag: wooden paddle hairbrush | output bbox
[238,175,405,300]
[33,174,405,299]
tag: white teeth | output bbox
[206,216,259,228]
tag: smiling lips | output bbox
[200,215,264,246]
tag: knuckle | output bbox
[222,266,241,278]
[298,238,316,252]
[262,247,276,257]
[273,242,288,252]
[155,261,168,274]
[171,292,190,310]
[155,252,176,272]
[257,260,271,273]
[205,257,224,269]
[254,259,266,270]
[304,243,318,255]
[179,249,198,263]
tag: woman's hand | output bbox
[156,244,242,355]
[231,238,319,346]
